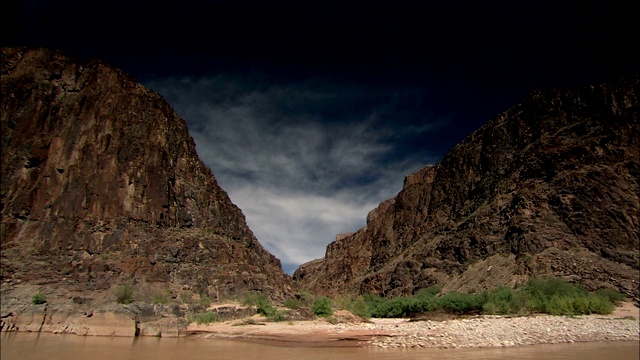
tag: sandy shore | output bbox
[185,302,640,348]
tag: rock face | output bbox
[1,47,293,302]
[295,76,639,300]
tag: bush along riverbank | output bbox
[346,277,626,319]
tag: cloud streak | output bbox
[145,75,445,273]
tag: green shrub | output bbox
[545,295,573,315]
[344,297,371,318]
[414,286,441,298]
[313,296,333,317]
[520,278,615,315]
[482,286,524,315]
[266,309,286,322]
[370,297,406,318]
[32,293,47,305]
[332,295,370,318]
[573,294,613,315]
[362,277,620,318]
[199,295,212,307]
[364,293,436,318]
[482,301,499,315]
[595,289,625,305]
[257,301,276,317]
[242,292,286,321]
[437,291,484,314]
[115,284,135,304]
[152,290,169,305]
[283,297,304,310]
[523,278,585,300]
[241,292,268,307]
[179,292,194,304]
[194,311,219,324]
[298,291,315,306]
[363,294,384,313]
[258,301,286,321]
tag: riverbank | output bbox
[186,302,639,348]
[2,290,638,349]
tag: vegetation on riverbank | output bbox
[230,277,625,323]
[358,277,624,318]
[100,277,626,326]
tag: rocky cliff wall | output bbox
[1,47,293,302]
[295,76,639,300]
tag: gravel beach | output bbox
[188,302,640,349]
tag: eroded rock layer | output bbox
[295,76,639,300]
[1,47,293,301]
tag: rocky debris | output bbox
[208,304,257,321]
[368,315,639,349]
[0,47,293,302]
[296,76,639,298]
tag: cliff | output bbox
[295,76,639,300]
[1,47,293,304]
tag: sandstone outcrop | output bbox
[295,76,639,300]
[1,47,293,308]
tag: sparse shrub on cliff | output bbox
[241,292,266,307]
[313,296,333,317]
[115,284,135,304]
[199,295,213,307]
[32,293,46,305]
[152,290,170,305]
[179,291,193,304]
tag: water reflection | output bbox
[2,332,638,360]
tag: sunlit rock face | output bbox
[295,76,639,300]
[1,47,293,300]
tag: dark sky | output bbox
[3,0,638,273]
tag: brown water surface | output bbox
[1,332,638,360]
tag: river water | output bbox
[2,332,638,360]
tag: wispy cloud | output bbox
[145,75,444,273]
